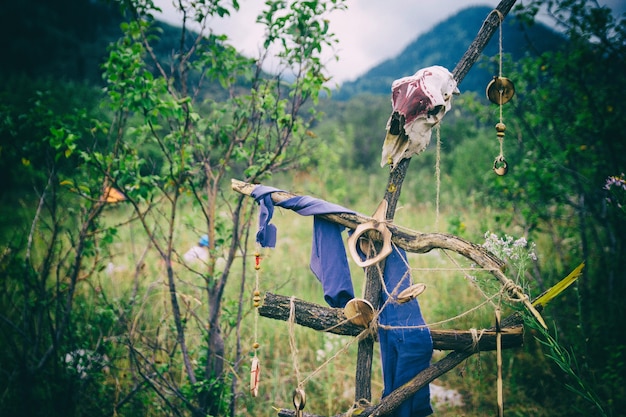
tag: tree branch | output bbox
[259,292,523,351]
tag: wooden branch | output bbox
[258,292,364,337]
[232,179,502,263]
[259,292,523,351]
[232,179,509,282]
[452,0,518,84]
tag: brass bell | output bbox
[486,76,515,105]
[293,388,306,417]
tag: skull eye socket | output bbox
[428,105,445,117]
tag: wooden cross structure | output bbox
[232,1,539,415]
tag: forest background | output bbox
[0,0,625,416]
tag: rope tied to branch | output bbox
[345,398,373,417]
[470,328,487,352]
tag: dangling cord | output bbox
[435,124,442,230]
[250,244,262,397]
[495,306,504,417]
[288,297,303,387]
[289,297,307,417]
[493,10,508,176]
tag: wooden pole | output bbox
[259,292,524,351]
[232,0,522,412]
[355,0,519,402]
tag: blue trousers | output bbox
[378,248,433,417]
[252,186,433,415]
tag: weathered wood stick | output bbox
[259,292,524,351]
[232,179,503,265]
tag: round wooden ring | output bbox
[347,221,393,268]
[344,298,375,327]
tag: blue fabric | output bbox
[251,185,355,308]
[378,248,433,417]
[251,185,433,416]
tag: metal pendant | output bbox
[293,388,306,417]
[486,77,515,105]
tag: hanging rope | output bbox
[435,124,442,230]
[287,296,373,416]
[288,296,303,388]
[485,9,514,176]
[495,14,507,174]
[250,244,263,397]
[495,307,504,417]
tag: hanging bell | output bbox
[486,76,515,105]
[493,155,508,176]
[293,388,306,417]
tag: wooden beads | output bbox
[253,290,261,307]
[495,122,506,137]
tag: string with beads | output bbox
[250,244,263,397]
[485,12,515,409]
[435,124,442,230]
[486,9,515,176]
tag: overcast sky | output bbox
[153,0,626,85]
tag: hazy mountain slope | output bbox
[334,6,565,100]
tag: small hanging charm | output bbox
[250,245,263,398]
[486,76,515,105]
[344,298,375,327]
[493,122,508,176]
[293,388,306,417]
[493,155,508,176]
[486,10,515,176]
[397,283,427,304]
[250,356,261,397]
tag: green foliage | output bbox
[529,319,608,416]
[0,0,123,83]
[475,2,626,414]
[0,76,101,204]
[69,1,350,416]
[2,1,626,416]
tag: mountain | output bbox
[333,6,565,100]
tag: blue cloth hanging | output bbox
[252,185,356,308]
[251,185,432,416]
[378,248,433,417]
